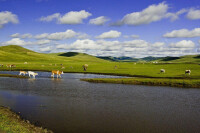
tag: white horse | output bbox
[28,71,38,78]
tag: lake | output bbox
[0,71,199,133]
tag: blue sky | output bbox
[0,0,200,57]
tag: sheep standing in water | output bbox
[83,64,88,71]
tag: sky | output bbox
[0,0,200,58]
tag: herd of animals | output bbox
[19,70,64,79]
[0,63,192,79]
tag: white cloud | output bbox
[10,33,20,38]
[55,39,198,58]
[39,13,60,22]
[34,30,77,40]
[163,28,200,38]
[0,11,19,28]
[35,39,51,45]
[123,40,149,47]
[11,33,32,39]
[113,2,168,26]
[152,42,165,47]
[39,10,92,24]
[165,9,188,21]
[40,46,52,52]
[57,39,100,50]
[1,38,31,46]
[89,16,110,25]
[111,2,187,26]
[170,40,195,48]
[186,9,200,20]
[131,35,140,38]
[35,33,49,39]
[96,30,121,39]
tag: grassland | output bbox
[81,78,200,88]
[0,106,52,133]
[0,45,200,88]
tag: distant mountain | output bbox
[141,56,164,61]
[97,56,139,62]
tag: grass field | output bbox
[0,106,52,133]
[0,45,200,88]
[81,78,200,88]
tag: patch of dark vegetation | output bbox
[194,55,200,59]
[161,56,181,61]
[59,52,79,57]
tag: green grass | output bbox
[0,106,52,133]
[81,78,200,88]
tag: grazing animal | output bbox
[185,70,191,75]
[51,70,64,78]
[11,64,16,68]
[28,71,38,79]
[61,67,65,69]
[82,64,88,71]
[24,62,28,64]
[160,69,165,73]
[6,64,11,68]
[114,65,117,69]
[70,66,73,69]
[19,71,27,76]
[0,64,3,67]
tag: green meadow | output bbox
[0,45,200,88]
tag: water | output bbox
[0,71,199,133]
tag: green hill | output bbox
[0,45,106,63]
[156,55,200,63]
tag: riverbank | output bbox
[0,106,52,133]
[81,78,200,88]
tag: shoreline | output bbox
[81,78,200,88]
[0,106,52,133]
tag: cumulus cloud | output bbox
[1,38,51,46]
[34,30,77,40]
[1,38,31,46]
[89,16,110,25]
[170,40,195,48]
[35,39,51,45]
[186,9,200,20]
[96,30,121,39]
[111,2,187,26]
[39,10,91,24]
[39,13,60,22]
[165,9,188,21]
[163,28,200,38]
[123,40,149,48]
[55,39,198,58]
[40,46,52,52]
[152,42,165,47]
[0,11,19,28]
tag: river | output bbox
[0,71,199,133]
